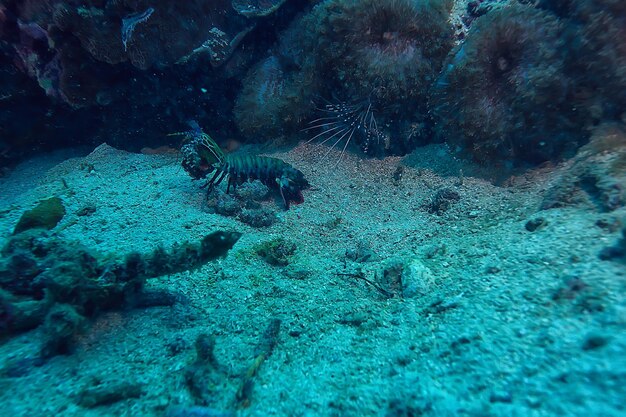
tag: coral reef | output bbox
[233,3,324,141]
[233,0,290,17]
[432,2,586,164]
[234,53,316,140]
[314,0,454,106]
[1,0,623,169]
[0,0,304,164]
[305,0,454,155]
[0,228,241,356]
[52,0,252,70]
[235,0,455,156]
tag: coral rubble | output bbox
[0,227,241,357]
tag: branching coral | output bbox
[432,2,586,165]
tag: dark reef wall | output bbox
[1,0,625,168]
[0,0,307,167]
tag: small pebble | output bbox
[582,333,609,351]
[490,391,513,403]
[525,217,548,232]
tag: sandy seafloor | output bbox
[0,141,624,417]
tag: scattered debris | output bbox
[345,241,377,263]
[541,123,626,212]
[76,204,97,217]
[599,223,626,262]
[239,208,277,228]
[184,333,227,405]
[78,380,143,408]
[166,406,234,417]
[582,333,610,351]
[421,293,464,316]
[205,182,279,228]
[337,270,394,299]
[392,166,404,186]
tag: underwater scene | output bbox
[0,0,625,416]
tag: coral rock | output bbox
[433,2,586,164]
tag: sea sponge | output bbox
[432,2,586,165]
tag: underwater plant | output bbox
[432,2,586,164]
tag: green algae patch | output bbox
[13,197,66,235]
[254,238,296,266]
